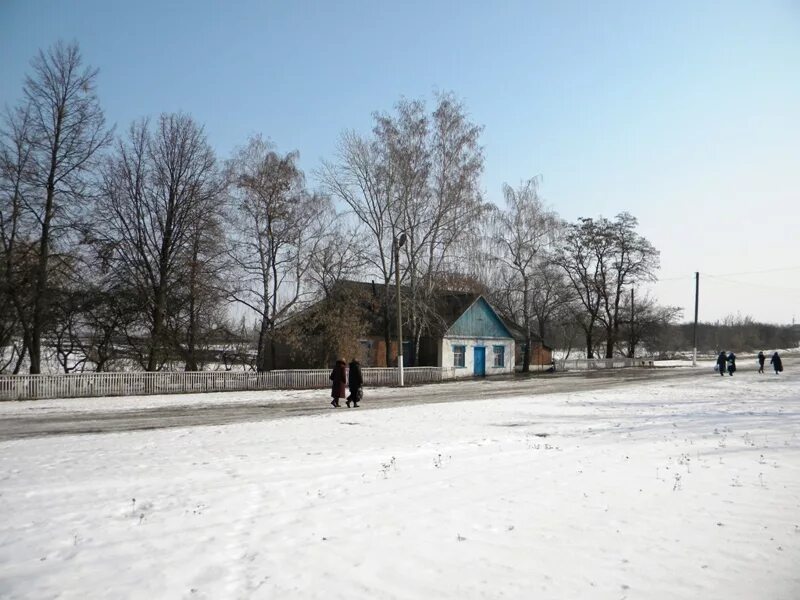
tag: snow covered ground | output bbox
[1,369,798,599]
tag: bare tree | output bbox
[491,178,561,370]
[403,94,486,365]
[306,216,368,298]
[97,114,219,371]
[20,41,111,373]
[617,289,682,357]
[80,283,137,371]
[555,213,659,358]
[594,213,660,357]
[216,316,257,372]
[324,93,486,366]
[555,218,608,358]
[548,305,583,360]
[372,98,428,364]
[50,284,89,373]
[319,131,398,365]
[425,93,485,277]
[529,261,575,344]
[168,204,229,370]
[227,135,328,371]
[0,105,36,372]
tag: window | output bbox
[493,345,505,367]
[453,345,466,367]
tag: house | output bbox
[500,318,554,370]
[270,281,517,377]
[430,293,516,378]
[265,280,397,370]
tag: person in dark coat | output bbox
[346,358,363,408]
[757,351,765,374]
[716,351,727,376]
[329,358,347,407]
[770,351,783,374]
[726,352,736,376]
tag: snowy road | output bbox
[0,364,724,441]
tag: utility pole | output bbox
[394,233,407,386]
[630,287,634,359]
[692,272,699,367]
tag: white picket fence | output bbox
[0,367,458,401]
[557,358,635,371]
[0,359,639,401]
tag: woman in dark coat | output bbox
[726,352,736,376]
[330,359,347,407]
[770,352,783,374]
[757,351,765,374]
[346,358,363,408]
[716,351,727,376]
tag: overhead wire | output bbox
[653,274,696,282]
[702,274,800,293]
[655,265,800,287]
[706,265,800,277]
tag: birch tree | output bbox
[227,136,328,371]
[324,93,485,366]
[491,178,561,370]
[372,99,429,364]
[306,218,368,298]
[402,94,485,364]
[319,131,398,365]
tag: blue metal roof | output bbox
[444,297,514,339]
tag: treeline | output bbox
[1,41,675,374]
[649,318,799,356]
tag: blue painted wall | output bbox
[445,298,512,339]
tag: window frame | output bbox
[492,344,505,368]
[452,344,466,368]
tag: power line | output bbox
[703,274,800,293]
[705,265,800,277]
[655,274,696,282]
[657,266,800,282]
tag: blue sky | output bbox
[2,0,799,324]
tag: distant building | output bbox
[500,317,554,370]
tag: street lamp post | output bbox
[394,232,407,387]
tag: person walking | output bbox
[726,351,736,376]
[757,351,765,374]
[716,351,727,376]
[770,351,783,374]
[329,358,347,407]
[346,358,363,408]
